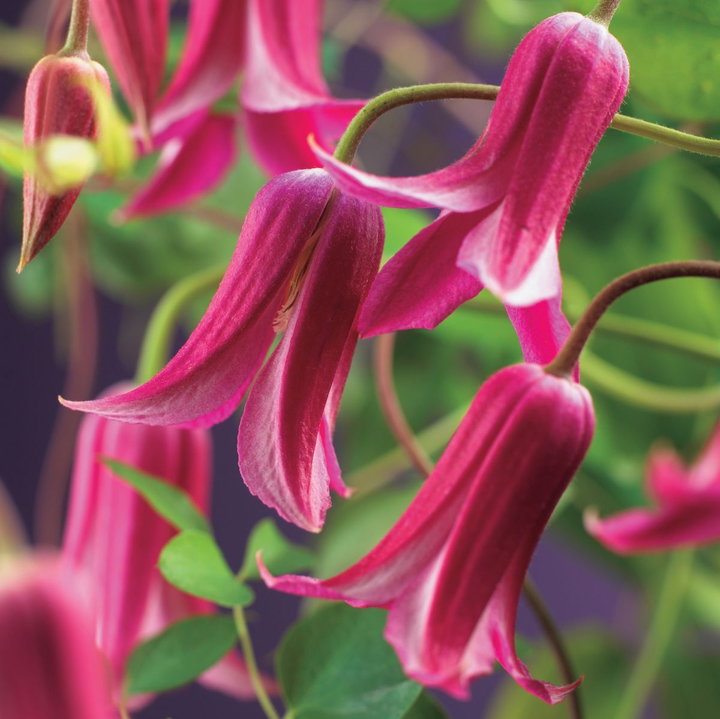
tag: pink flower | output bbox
[0,555,111,719]
[586,426,720,554]
[260,363,595,702]
[20,52,110,270]
[62,390,266,705]
[119,113,238,220]
[311,11,629,365]
[241,0,365,175]
[152,0,246,137]
[61,171,384,532]
[91,0,168,135]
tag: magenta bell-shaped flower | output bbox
[587,424,720,553]
[61,173,384,532]
[0,555,111,719]
[62,389,265,705]
[260,363,595,702]
[312,11,629,367]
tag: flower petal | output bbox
[237,193,383,531]
[359,210,485,337]
[61,170,334,426]
[119,114,237,219]
[152,0,246,136]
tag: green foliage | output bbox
[239,518,314,582]
[159,530,254,607]
[125,615,238,696]
[387,0,464,24]
[277,604,445,719]
[102,458,210,533]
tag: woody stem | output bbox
[546,261,720,378]
[373,331,583,719]
[63,0,91,55]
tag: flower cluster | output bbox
[10,0,720,717]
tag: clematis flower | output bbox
[91,0,168,137]
[61,171,384,532]
[152,0,247,137]
[62,390,265,705]
[20,51,110,271]
[241,0,365,175]
[0,555,111,719]
[118,113,238,220]
[260,363,595,702]
[586,426,720,554]
[311,11,629,365]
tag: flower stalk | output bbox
[62,0,91,56]
[546,261,720,378]
[333,83,720,168]
[588,0,622,27]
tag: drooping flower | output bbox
[61,171,384,532]
[586,426,720,554]
[260,363,595,702]
[91,0,169,137]
[62,390,265,705]
[20,52,110,271]
[311,11,629,365]
[152,0,247,137]
[118,113,238,220]
[241,0,365,175]
[0,555,111,719]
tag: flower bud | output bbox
[20,52,110,271]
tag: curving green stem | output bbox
[62,0,91,56]
[547,261,720,377]
[233,606,282,719]
[615,551,694,719]
[333,83,720,167]
[588,0,622,26]
[135,265,225,384]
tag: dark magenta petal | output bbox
[238,192,384,531]
[61,170,334,426]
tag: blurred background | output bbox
[2,0,720,717]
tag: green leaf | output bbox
[126,615,238,696]
[278,604,423,719]
[387,0,463,24]
[609,0,720,121]
[102,458,210,533]
[239,518,314,581]
[402,692,448,718]
[159,530,254,607]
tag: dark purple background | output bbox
[0,3,637,718]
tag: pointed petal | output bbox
[585,498,720,554]
[119,114,237,220]
[359,210,484,337]
[61,170,334,426]
[645,446,693,506]
[92,0,168,132]
[689,424,720,491]
[152,0,246,136]
[237,193,383,531]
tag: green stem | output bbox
[333,83,720,168]
[135,265,225,384]
[233,606,281,719]
[587,0,622,26]
[547,261,720,377]
[465,293,720,364]
[61,0,90,56]
[334,83,500,163]
[580,350,720,414]
[616,551,693,719]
